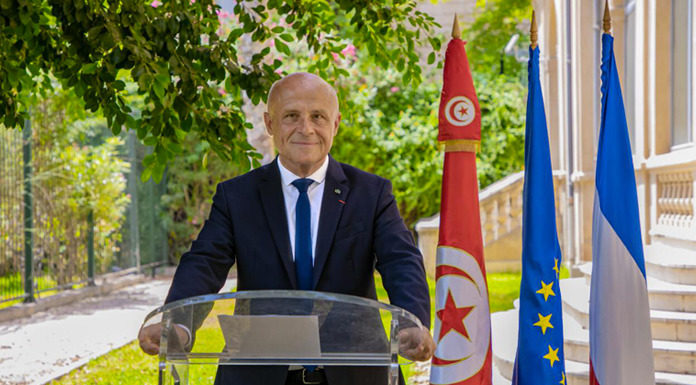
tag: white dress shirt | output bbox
[277,156,328,264]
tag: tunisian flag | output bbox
[430,27,492,385]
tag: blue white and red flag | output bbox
[589,32,655,385]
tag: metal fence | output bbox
[0,120,167,305]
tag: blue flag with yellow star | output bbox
[511,44,566,385]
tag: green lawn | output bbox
[0,273,77,309]
[51,270,527,384]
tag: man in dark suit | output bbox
[139,72,434,384]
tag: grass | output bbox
[0,273,75,310]
[51,270,529,384]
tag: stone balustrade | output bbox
[652,169,696,242]
[415,170,567,276]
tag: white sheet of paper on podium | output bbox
[217,314,321,358]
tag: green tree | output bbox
[0,0,440,181]
[160,131,242,263]
[475,73,526,188]
[25,88,129,283]
[465,0,532,78]
[330,68,443,227]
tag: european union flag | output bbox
[511,43,566,385]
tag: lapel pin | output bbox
[338,199,346,205]
[334,188,341,195]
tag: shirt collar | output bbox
[277,156,329,187]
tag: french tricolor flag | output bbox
[588,32,655,385]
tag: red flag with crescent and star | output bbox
[430,22,492,385]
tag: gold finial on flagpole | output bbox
[531,10,538,49]
[452,13,461,39]
[603,0,612,34]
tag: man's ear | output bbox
[333,113,341,136]
[263,112,273,136]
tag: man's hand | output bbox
[138,323,190,355]
[398,326,436,362]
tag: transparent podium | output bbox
[139,290,426,385]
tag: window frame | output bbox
[670,0,693,148]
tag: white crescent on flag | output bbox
[431,246,490,385]
[444,96,476,127]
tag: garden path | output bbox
[0,277,238,385]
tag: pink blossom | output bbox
[331,52,340,61]
[151,0,162,7]
[390,86,400,93]
[275,68,283,74]
[269,39,275,47]
[218,87,226,96]
[190,0,195,3]
[341,44,356,57]
[216,9,230,19]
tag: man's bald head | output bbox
[267,72,339,115]
[263,72,342,177]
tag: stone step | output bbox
[562,307,696,374]
[644,248,696,285]
[491,309,696,385]
[577,262,696,312]
[561,278,696,342]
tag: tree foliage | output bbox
[0,88,130,282]
[475,73,526,188]
[331,67,443,227]
[0,0,439,181]
[465,0,532,78]
[160,131,241,263]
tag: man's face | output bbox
[264,74,340,177]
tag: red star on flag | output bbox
[436,290,474,341]
[458,105,468,116]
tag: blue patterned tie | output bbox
[292,178,314,291]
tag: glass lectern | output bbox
[139,290,426,385]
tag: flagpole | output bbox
[530,10,538,49]
[451,13,460,39]
[603,0,611,34]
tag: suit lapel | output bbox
[313,157,349,288]
[258,160,297,289]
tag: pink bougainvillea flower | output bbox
[151,0,162,8]
[341,44,356,57]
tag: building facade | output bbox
[535,0,695,270]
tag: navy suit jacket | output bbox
[165,156,430,385]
